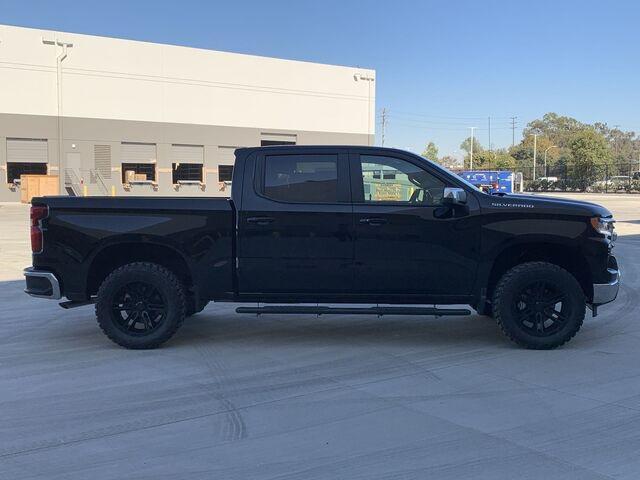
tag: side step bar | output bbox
[236,305,471,316]
[59,299,95,309]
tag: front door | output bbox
[237,149,353,298]
[350,151,479,300]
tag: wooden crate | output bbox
[20,175,59,203]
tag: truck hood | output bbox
[486,193,612,218]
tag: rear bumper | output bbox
[592,256,620,306]
[24,267,62,300]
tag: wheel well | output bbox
[86,243,193,297]
[487,243,593,301]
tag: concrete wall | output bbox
[0,113,371,201]
[0,24,375,201]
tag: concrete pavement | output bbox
[0,195,639,479]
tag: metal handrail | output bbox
[90,169,109,195]
[64,168,82,196]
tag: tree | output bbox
[494,150,517,170]
[463,149,517,171]
[460,136,484,169]
[421,141,439,160]
[437,155,461,170]
[523,112,586,149]
[460,136,483,156]
[568,129,612,190]
[594,122,640,172]
[509,135,563,176]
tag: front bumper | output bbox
[592,257,620,306]
[24,267,62,300]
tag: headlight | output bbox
[590,216,616,238]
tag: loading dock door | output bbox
[7,138,48,163]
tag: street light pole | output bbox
[532,134,538,181]
[469,127,476,170]
[543,145,558,177]
[43,37,73,194]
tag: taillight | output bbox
[30,205,48,254]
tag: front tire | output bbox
[493,262,585,349]
[95,262,186,349]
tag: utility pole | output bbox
[381,108,387,147]
[532,134,538,181]
[469,127,477,170]
[488,116,491,152]
[510,116,517,147]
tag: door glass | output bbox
[264,154,338,203]
[360,155,445,205]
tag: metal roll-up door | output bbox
[171,144,204,164]
[218,146,238,165]
[7,138,48,163]
[121,142,156,163]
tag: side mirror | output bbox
[443,187,467,205]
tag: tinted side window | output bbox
[360,155,445,205]
[263,154,338,203]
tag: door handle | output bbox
[359,217,388,226]
[246,216,275,226]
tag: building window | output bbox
[122,163,156,183]
[219,165,234,182]
[172,163,203,183]
[7,163,48,183]
[260,133,296,146]
[263,154,338,203]
[261,140,296,146]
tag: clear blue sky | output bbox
[2,0,639,158]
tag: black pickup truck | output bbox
[25,146,620,350]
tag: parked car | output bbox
[593,175,631,190]
[537,176,559,183]
[25,146,620,350]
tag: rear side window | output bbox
[263,154,338,203]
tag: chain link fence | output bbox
[518,162,640,193]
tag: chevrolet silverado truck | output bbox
[24,146,620,350]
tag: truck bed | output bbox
[31,195,235,301]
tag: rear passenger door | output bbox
[237,148,353,298]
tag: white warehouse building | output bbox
[0,24,375,201]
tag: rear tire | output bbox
[493,262,585,349]
[95,262,186,349]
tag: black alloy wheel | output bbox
[512,280,570,337]
[96,262,186,349]
[111,281,168,335]
[493,262,586,349]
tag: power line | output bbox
[385,110,513,120]
[378,115,513,127]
